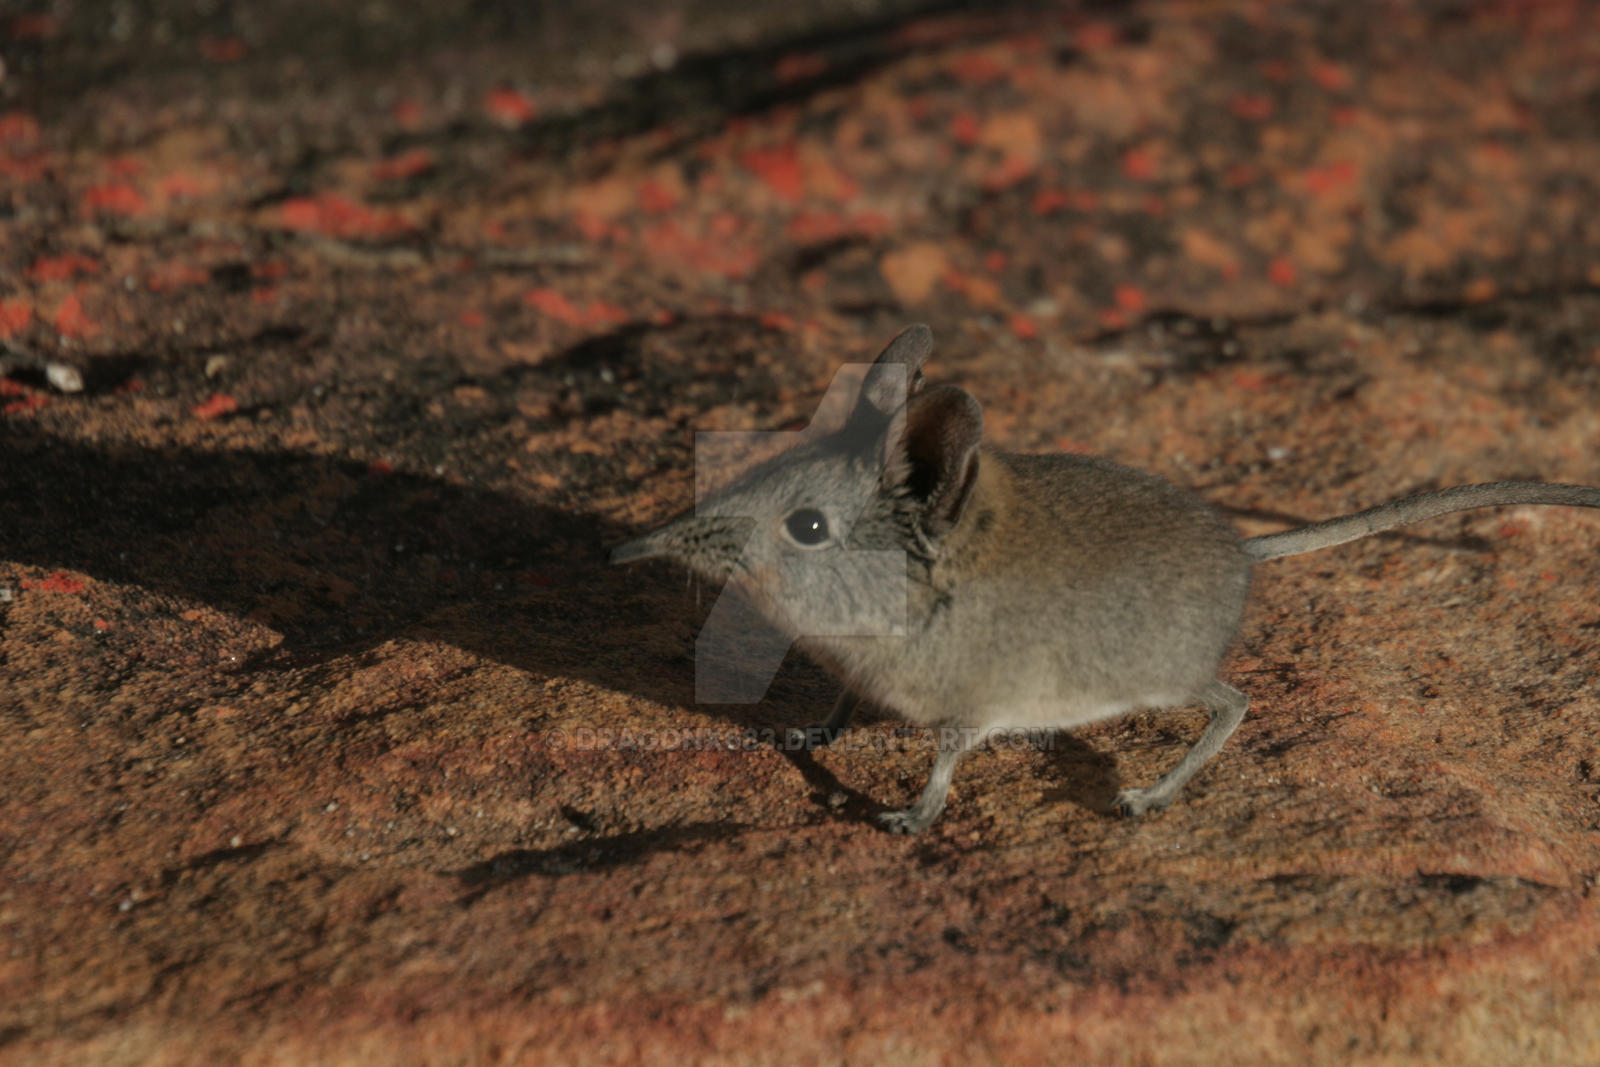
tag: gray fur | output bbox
[1245,482,1600,560]
[612,325,1600,833]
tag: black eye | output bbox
[784,508,830,546]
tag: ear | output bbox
[886,384,983,538]
[854,324,932,421]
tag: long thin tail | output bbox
[1244,481,1600,562]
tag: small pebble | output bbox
[46,361,84,393]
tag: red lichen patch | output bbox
[585,301,627,327]
[523,290,625,330]
[1114,284,1148,313]
[459,309,487,328]
[1312,61,1351,91]
[2,378,48,414]
[572,212,616,241]
[1031,188,1069,215]
[982,155,1035,192]
[784,208,887,243]
[523,288,585,328]
[19,572,86,594]
[392,99,424,128]
[372,149,434,181]
[1224,162,1259,188]
[949,111,982,146]
[1008,313,1038,339]
[1121,145,1157,181]
[851,211,890,237]
[1303,160,1359,197]
[1,395,48,415]
[947,50,1008,85]
[1181,228,1243,279]
[9,13,58,39]
[775,52,826,83]
[0,299,31,337]
[1073,20,1119,51]
[639,220,759,279]
[636,177,680,214]
[277,194,409,238]
[740,143,805,204]
[0,111,39,148]
[200,37,248,62]
[156,170,219,201]
[192,393,239,420]
[147,261,211,292]
[1229,93,1275,121]
[940,268,1003,309]
[804,155,860,203]
[783,211,846,243]
[367,459,395,476]
[1031,187,1101,215]
[53,292,98,338]
[1259,58,1294,83]
[1,154,49,181]
[28,254,99,282]
[1268,256,1299,287]
[80,184,149,217]
[484,87,537,126]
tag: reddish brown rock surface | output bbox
[4,1,1600,1063]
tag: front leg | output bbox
[788,689,861,750]
[878,728,975,834]
[1113,679,1248,817]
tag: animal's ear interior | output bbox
[854,324,932,420]
[888,384,983,538]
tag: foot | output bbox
[876,807,935,834]
[1111,786,1171,818]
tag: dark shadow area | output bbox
[0,424,837,726]
[450,818,749,903]
[1036,731,1122,815]
[500,0,1058,164]
[772,737,885,823]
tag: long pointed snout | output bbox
[609,532,668,565]
[608,512,754,573]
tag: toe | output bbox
[876,809,925,834]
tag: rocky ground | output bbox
[3,0,1600,1063]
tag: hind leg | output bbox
[1113,679,1248,817]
